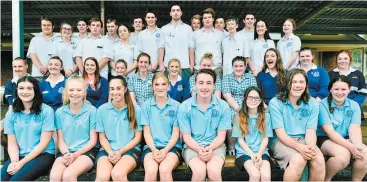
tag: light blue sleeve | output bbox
[269,99,284,129]
[26,37,37,57]
[265,113,273,137]
[318,102,331,126]
[89,106,97,130]
[215,77,222,92]
[140,102,150,126]
[95,108,105,132]
[55,109,62,130]
[102,39,113,59]
[188,28,194,48]
[41,105,56,132]
[218,102,232,130]
[173,104,179,127]
[268,40,275,49]
[243,38,250,58]
[4,111,15,135]
[133,45,139,60]
[73,39,83,58]
[351,101,361,125]
[292,36,301,52]
[306,99,319,129]
[231,116,242,138]
[177,103,191,134]
[135,105,143,131]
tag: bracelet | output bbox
[62,152,70,156]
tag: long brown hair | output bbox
[83,57,100,89]
[262,48,286,87]
[238,87,266,136]
[110,76,137,129]
[277,68,310,105]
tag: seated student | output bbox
[141,72,182,181]
[128,53,154,106]
[115,59,128,78]
[178,69,232,181]
[39,56,66,111]
[4,57,29,110]
[232,86,272,181]
[269,68,325,181]
[1,76,55,181]
[95,76,142,181]
[49,75,98,181]
[83,57,108,108]
[317,75,367,181]
[189,53,221,98]
[166,59,191,103]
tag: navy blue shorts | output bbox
[317,136,349,149]
[96,148,141,168]
[141,147,182,168]
[57,149,98,164]
[235,154,270,171]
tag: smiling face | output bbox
[66,79,85,104]
[226,19,238,34]
[265,50,277,69]
[61,24,72,39]
[48,58,63,75]
[115,62,127,77]
[330,81,350,104]
[203,13,214,28]
[109,78,127,103]
[41,20,53,36]
[77,20,87,33]
[233,60,246,77]
[17,81,35,103]
[244,14,255,29]
[246,90,262,110]
[289,73,307,98]
[256,21,267,36]
[153,77,169,97]
[138,55,150,73]
[13,59,28,77]
[118,25,130,40]
[215,18,225,31]
[168,61,180,77]
[195,73,215,98]
[145,13,157,27]
[299,50,313,66]
[200,58,213,69]
[84,59,97,75]
[283,20,294,34]
[337,52,351,70]
[133,18,143,31]
[191,18,201,31]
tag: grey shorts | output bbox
[182,143,226,165]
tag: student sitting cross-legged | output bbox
[178,69,232,181]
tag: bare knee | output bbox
[159,164,173,177]
[145,165,158,179]
[207,164,222,181]
[290,153,307,168]
[191,165,207,181]
[95,172,111,182]
[261,171,271,181]
[62,170,78,181]
[249,170,261,181]
[49,171,63,181]
[111,168,128,181]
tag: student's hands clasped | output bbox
[297,144,317,160]
[251,153,263,169]
[199,146,213,162]
[62,152,79,166]
[109,151,122,164]
[7,160,25,175]
[153,149,168,163]
[351,144,365,159]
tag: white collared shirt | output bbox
[112,41,139,76]
[222,33,250,75]
[160,21,194,69]
[277,33,301,69]
[45,75,65,88]
[250,39,276,72]
[103,33,120,45]
[136,27,162,65]
[333,66,356,76]
[238,28,255,41]
[193,27,224,70]
[56,37,78,70]
[129,32,139,45]
[27,32,59,77]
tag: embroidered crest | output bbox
[287,42,292,47]
[42,91,49,94]
[58,87,64,94]
[311,71,320,77]
[263,44,268,48]
[346,110,353,118]
[72,46,76,50]
[331,120,341,126]
[300,109,310,117]
[212,109,219,117]
[167,110,176,118]
[156,33,160,38]
[177,85,183,91]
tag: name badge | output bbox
[97,46,103,49]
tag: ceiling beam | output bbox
[301,40,367,44]
[303,24,364,28]
[316,15,367,20]
[330,3,367,9]
[26,3,91,9]
[1,14,96,20]
[297,1,337,28]
[297,30,367,34]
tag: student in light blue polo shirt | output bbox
[112,24,139,77]
[178,69,232,181]
[248,20,275,75]
[239,13,256,41]
[104,19,119,45]
[56,22,78,77]
[95,76,143,181]
[215,17,230,37]
[130,17,144,46]
[316,75,367,181]
[39,56,66,111]
[1,76,55,181]
[189,53,221,98]
[269,68,325,181]
[128,53,154,106]
[298,47,329,101]
[141,72,182,181]
[277,18,301,70]
[82,57,108,108]
[167,59,190,103]
[49,75,98,181]
[222,56,257,155]
[232,87,272,181]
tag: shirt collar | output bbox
[45,75,65,87]
[192,95,218,108]
[87,34,102,39]
[169,20,184,26]
[149,96,174,106]
[330,99,350,109]
[106,101,128,111]
[284,98,305,109]
[297,63,318,70]
[169,75,182,82]
[11,73,30,83]
[38,32,58,40]
[62,101,89,116]
[332,67,356,76]
[200,27,216,33]
[281,33,295,41]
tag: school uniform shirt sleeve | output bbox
[317,67,330,99]
[354,72,367,105]
[73,39,84,58]
[269,99,285,129]
[265,113,273,138]
[255,73,263,91]
[318,101,331,126]
[127,77,135,93]
[268,40,275,49]
[306,99,319,130]
[243,39,250,58]
[95,108,105,132]
[221,74,231,94]
[26,37,37,57]
[41,105,56,132]
[350,100,362,125]
[55,108,62,130]
[4,110,15,135]
[218,102,232,130]
[231,116,242,138]
[183,78,191,101]
[89,106,97,130]
[140,102,150,126]
[292,36,301,52]
[135,105,143,131]
[188,30,194,48]
[177,103,191,134]
[133,45,139,60]
[4,81,14,105]
[158,30,165,48]
[96,78,109,108]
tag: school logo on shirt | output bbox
[58,87,64,94]
[346,110,353,118]
[311,71,320,77]
[42,91,49,94]
[300,109,310,117]
[287,42,292,47]
[331,120,341,126]
[263,44,268,48]
[156,33,160,38]
[212,109,219,117]
[167,110,176,118]
[177,85,183,91]
[72,46,77,50]
[249,124,257,134]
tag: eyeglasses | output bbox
[247,96,261,102]
[62,28,72,31]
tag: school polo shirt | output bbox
[250,39,275,72]
[276,34,301,69]
[112,42,139,76]
[136,27,162,66]
[299,64,329,99]
[56,38,78,70]
[222,33,250,75]
[238,29,254,42]
[39,76,66,111]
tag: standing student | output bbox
[130,17,144,45]
[167,59,191,103]
[27,16,58,79]
[158,3,194,80]
[4,57,29,110]
[189,53,221,98]
[329,50,366,120]
[193,8,224,77]
[317,75,367,181]
[136,10,162,72]
[128,53,154,106]
[95,76,142,181]
[239,13,256,41]
[215,17,229,37]
[232,87,272,181]
[49,75,98,181]
[269,68,325,181]
[39,56,66,111]
[1,76,55,181]
[298,47,329,101]
[222,17,250,76]
[141,72,182,181]
[56,22,78,77]
[75,19,88,41]
[222,56,258,155]
[191,14,201,31]
[112,24,139,77]
[74,17,112,79]
[277,18,301,70]
[256,48,286,105]
[248,20,275,75]
[178,69,232,181]
[83,57,108,108]
[104,19,119,45]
